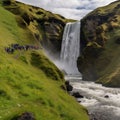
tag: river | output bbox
[66,75,120,120]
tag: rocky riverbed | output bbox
[66,75,120,120]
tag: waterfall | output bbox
[60,21,80,75]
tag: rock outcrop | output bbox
[11,112,35,120]
[65,81,73,92]
[78,0,120,87]
[72,92,84,98]
[3,0,74,57]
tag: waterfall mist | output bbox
[44,21,81,76]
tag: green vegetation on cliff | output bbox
[78,0,120,87]
[3,0,74,54]
[0,1,89,120]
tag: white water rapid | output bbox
[60,21,120,120]
[67,76,120,120]
[60,22,80,75]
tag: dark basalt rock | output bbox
[11,112,35,120]
[78,100,81,103]
[2,0,11,6]
[104,95,109,98]
[21,12,32,25]
[65,81,73,91]
[72,92,84,98]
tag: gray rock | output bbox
[72,92,84,98]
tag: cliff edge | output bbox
[78,0,120,87]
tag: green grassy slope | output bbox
[0,2,89,120]
[78,0,120,87]
[3,0,75,55]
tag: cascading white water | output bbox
[60,21,80,75]
[59,19,120,120]
[70,80,120,120]
[58,18,120,120]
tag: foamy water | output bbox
[67,76,120,120]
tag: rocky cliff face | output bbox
[3,0,73,56]
[78,0,120,87]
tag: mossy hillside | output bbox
[30,52,63,81]
[3,0,74,55]
[0,2,89,120]
[78,0,120,87]
[0,56,88,120]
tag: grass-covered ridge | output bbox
[0,1,89,120]
[2,0,75,54]
[78,0,120,87]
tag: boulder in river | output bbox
[104,95,109,98]
[72,92,84,98]
[65,81,73,91]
